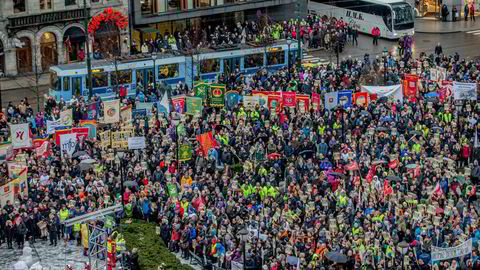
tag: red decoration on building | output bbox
[87,8,128,34]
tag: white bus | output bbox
[308,0,414,39]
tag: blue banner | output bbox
[226,91,241,110]
[337,90,352,109]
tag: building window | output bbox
[65,0,76,6]
[40,0,52,10]
[40,32,58,70]
[13,0,26,13]
[16,37,32,73]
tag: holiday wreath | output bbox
[88,7,128,34]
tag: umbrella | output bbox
[406,164,417,169]
[329,172,347,179]
[376,127,389,132]
[372,160,387,165]
[385,175,402,182]
[380,116,393,122]
[268,153,282,159]
[77,163,94,171]
[80,159,96,164]
[325,251,348,263]
[298,150,314,156]
[72,151,88,158]
[409,130,422,136]
[215,124,231,131]
[431,126,443,132]
[123,181,139,189]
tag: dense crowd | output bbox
[1,43,480,270]
[132,15,352,55]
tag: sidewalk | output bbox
[415,17,480,33]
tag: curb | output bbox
[415,30,462,34]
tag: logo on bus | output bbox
[346,11,364,21]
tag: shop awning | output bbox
[137,27,161,34]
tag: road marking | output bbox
[473,33,480,35]
[466,30,480,34]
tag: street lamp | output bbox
[398,241,409,270]
[383,47,388,85]
[114,150,126,207]
[172,115,181,171]
[238,228,249,270]
[152,53,157,94]
[287,39,292,79]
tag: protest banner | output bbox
[361,84,404,104]
[243,96,259,111]
[136,102,155,118]
[33,138,50,158]
[193,80,209,103]
[157,93,170,117]
[282,92,297,107]
[99,130,111,149]
[60,133,77,158]
[79,120,97,140]
[87,101,100,120]
[437,67,447,80]
[430,68,438,81]
[431,238,472,262]
[186,97,204,115]
[353,92,368,108]
[338,90,353,108]
[0,143,13,163]
[172,95,186,114]
[438,80,453,103]
[253,91,277,109]
[46,119,62,135]
[324,91,338,110]
[225,91,241,110]
[312,93,321,111]
[55,127,72,145]
[267,95,282,113]
[120,106,132,123]
[72,127,89,141]
[453,82,477,100]
[178,144,193,161]
[196,131,217,157]
[112,130,134,149]
[60,109,73,126]
[404,74,418,99]
[128,137,146,150]
[296,95,310,113]
[103,99,120,123]
[11,123,31,149]
[209,84,225,107]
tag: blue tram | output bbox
[49,40,299,101]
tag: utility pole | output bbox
[295,0,303,67]
[83,0,93,99]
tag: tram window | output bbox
[92,72,108,88]
[158,64,179,79]
[112,70,132,85]
[267,51,285,65]
[245,54,264,68]
[50,72,61,91]
[200,59,220,73]
[63,77,70,91]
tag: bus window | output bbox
[92,72,108,88]
[200,59,220,73]
[112,70,132,85]
[50,72,61,91]
[63,77,70,91]
[159,64,179,79]
[391,3,414,30]
[245,54,264,68]
[267,51,285,65]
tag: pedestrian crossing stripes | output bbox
[466,29,480,35]
[302,53,331,66]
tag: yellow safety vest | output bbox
[107,240,113,253]
[73,223,81,232]
[116,235,126,251]
[59,209,69,222]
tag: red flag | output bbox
[433,183,443,197]
[312,93,321,111]
[384,180,393,196]
[196,131,217,157]
[366,165,377,184]
[282,92,297,107]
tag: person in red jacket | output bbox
[372,27,380,45]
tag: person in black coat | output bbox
[15,216,27,249]
[5,219,14,249]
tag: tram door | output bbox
[136,69,154,94]
[71,76,83,98]
[223,57,241,77]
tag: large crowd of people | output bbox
[1,37,480,270]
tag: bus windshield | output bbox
[391,2,414,27]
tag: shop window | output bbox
[112,70,133,85]
[245,54,264,68]
[16,37,32,73]
[92,72,108,88]
[40,0,52,10]
[65,0,76,6]
[158,64,179,79]
[200,59,220,73]
[40,32,58,70]
[13,0,26,13]
[267,51,285,65]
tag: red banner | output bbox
[312,93,321,111]
[282,92,296,107]
[296,95,310,112]
[72,127,89,141]
[172,96,186,114]
[33,139,51,158]
[366,165,377,184]
[55,129,72,145]
[369,94,377,101]
[196,131,217,157]
[384,180,393,196]
[267,95,282,113]
[353,92,368,108]
[438,80,452,103]
[404,74,418,98]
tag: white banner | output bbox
[128,137,146,150]
[453,82,477,101]
[431,238,472,262]
[60,133,77,158]
[46,119,62,135]
[324,91,338,110]
[103,99,120,123]
[10,123,31,149]
[243,96,260,111]
[231,261,243,270]
[60,109,73,126]
[361,84,404,104]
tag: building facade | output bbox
[0,0,130,77]
[130,0,304,47]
